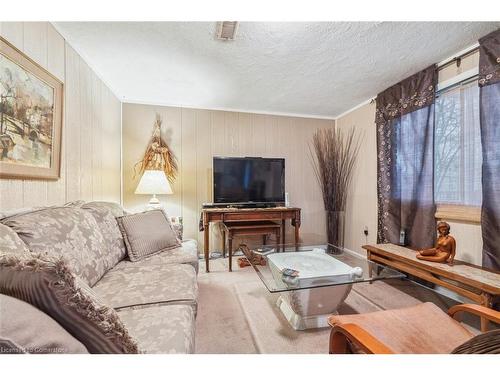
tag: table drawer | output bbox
[205,212,223,221]
[223,212,283,221]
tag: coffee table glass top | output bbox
[239,243,405,293]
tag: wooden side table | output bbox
[363,243,500,332]
[221,220,281,271]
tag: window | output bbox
[434,81,482,209]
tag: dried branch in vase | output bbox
[310,127,361,212]
[309,127,361,249]
[134,114,178,183]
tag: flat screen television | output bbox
[213,157,285,205]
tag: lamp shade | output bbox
[134,170,173,195]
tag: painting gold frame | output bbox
[0,36,63,180]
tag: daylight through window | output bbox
[434,81,482,206]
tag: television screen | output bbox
[213,157,285,204]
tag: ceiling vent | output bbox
[215,21,239,41]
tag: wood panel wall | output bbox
[0,22,122,210]
[122,103,334,252]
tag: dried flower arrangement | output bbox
[134,114,178,183]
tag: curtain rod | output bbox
[437,44,479,71]
[365,43,481,107]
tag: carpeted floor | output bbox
[194,257,475,354]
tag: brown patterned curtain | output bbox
[479,29,500,271]
[376,65,437,249]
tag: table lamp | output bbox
[135,169,173,209]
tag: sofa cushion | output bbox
[93,263,197,311]
[0,294,89,354]
[112,239,199,273]
[117,209,181,262]
[0,223,29,254]
[1,206,108,286]
[81,201,125,218]
[118,304,195,354]
[0,253,139,353]
[80,202,127,269]
[63,200,86,208]
[0,207,46,220]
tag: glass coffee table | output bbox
[239,243,405,330]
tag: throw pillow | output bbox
[0,294,89,354]
[451,329,500,354]
[0,253,139,353]
[117,209,181,262]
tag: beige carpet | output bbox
[195,257,471,354]
[233,281,382,353]
[195,257,260,353]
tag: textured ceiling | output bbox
[54,22,500,118]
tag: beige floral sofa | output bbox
[0,201,199,354]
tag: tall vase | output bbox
[326,210,345,253]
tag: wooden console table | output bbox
[363,243,500,331]
[201,206,301,272]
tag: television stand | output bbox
[200,206,301,272]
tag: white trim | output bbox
[437,67,479,92]
[122,98,337,121]
[50,22,123,101]
[437,43,479,68]
[334,97,375,120]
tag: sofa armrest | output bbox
[448,304,500,325]
[329,323,394,354]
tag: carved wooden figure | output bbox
[416,221,456,264]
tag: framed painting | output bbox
[0,36,63,180]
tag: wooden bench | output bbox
[363,243,500,332]
[222,220,281,272]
